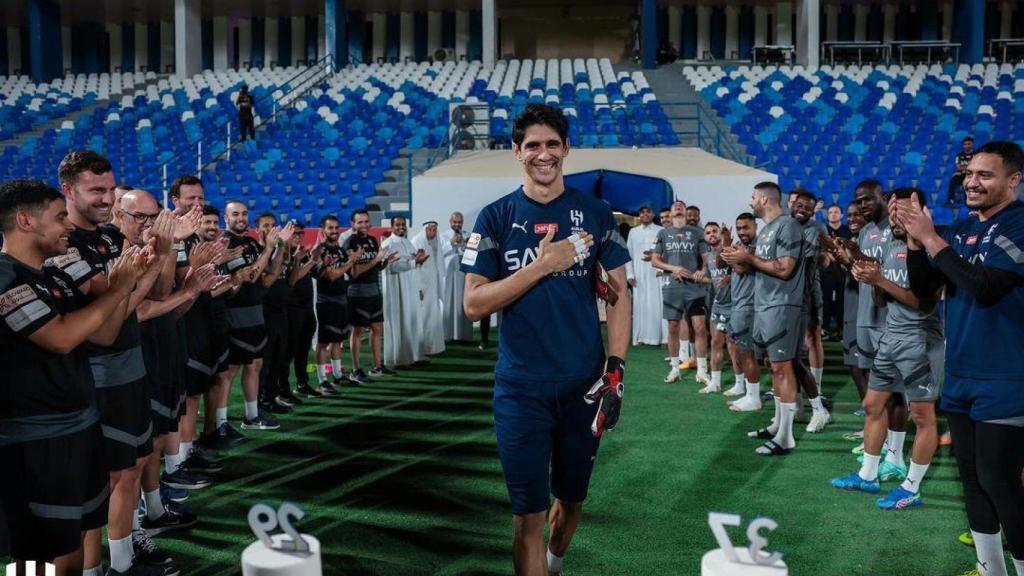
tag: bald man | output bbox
[441,211,473,342]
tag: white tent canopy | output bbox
[411,147,777,231]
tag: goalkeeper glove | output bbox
[585,356,625,437]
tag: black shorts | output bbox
[184,315,230,397]
[684,296,708,319]
[349,294,384,327]
[141,319,185,436]
[228,324,267,365]
[316,301,351,344]
[0,423,109,561]
[91,348,154,472]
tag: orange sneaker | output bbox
[681,359,697,370]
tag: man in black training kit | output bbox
[236,85,255,141]
[0,179,145,576]
[344,209,399,379]
[314,215,358,394]
[461,104,632,576]
[898,141,1024,576]
[286,222,321,398]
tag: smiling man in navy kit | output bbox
[460,104,632,576]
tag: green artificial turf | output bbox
[152,339,973,575]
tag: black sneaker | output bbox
[191,442,222,463]
[105,562,178,576]
[319,380,338,395]
[159,481,189,503]
[140,506,198,537]
[241,410,281,430]
[161,468,212,490]
[261,399,290,415]
[220,422,246,446]
[375,365,397,376]
[350,369,371,384]
[296,382,323,398]
[181,449,223,474]
[132,530,175,567]
[279,390,304,405]
[198,430,233,452]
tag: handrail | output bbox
[158,54,336,197]
[657,100,753,166]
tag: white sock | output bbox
[859,452,881,481]
[316,364,328,382]
[547,549,564,573]
[746,379,760,401]
[767,397,782,434]
[164,451,182,475]
[109,535,134,572]
[772,402,797,449]
[679,344,691,363]
[144,488,165,521]
[1012,557,1024,576]
[735,374,744,388]
[215,407,228,427]
[809,395,825,413]
[331,359,343,378]
[973,531,1008,575]
[132,509,141,530]
[83,567,101,576]
[711,371,722,388]
[180,440,193,457]
[811,367,823,386]
[886,430,906,467]
[688,342,695,358]
[901,461,930,493]
[244,400,259,420]
[696,357,708,375]
[671,356,680,368]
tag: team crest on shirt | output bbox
[570,210,584,227]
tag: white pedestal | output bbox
[701,548,788,576]
[241,534,322,576]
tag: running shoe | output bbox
[805,410,832,433]
[664,367,680,383]
[878,461,908,482]
[842,431,864,441]
[241,411,281,430]
[161,468,211,490]
[318,380,338,395]
[830,472,880,493]
[181,449,223,474]
[140,506,199,536]
[875,486,921,510]
[220,422,246,446]
[296,382,323,398]
[132,529,175,567]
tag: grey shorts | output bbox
[710,304,731,333]
[663,285,706,321]
[856,325,884,369]
[753,305,803,362]
[868,331,945,402]
[729,307,755,350]
[842,319,860,366]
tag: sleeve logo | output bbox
[467,233,481,250]
[0,284,39,315]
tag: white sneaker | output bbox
[695,372,710,385]
[664,368,680,383]
[806,410,832,433]
[729,396,762,412]
[699,384,720,394]
[723,383,745,397]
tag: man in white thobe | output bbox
[382,216,426,368]
[412,221,446,357]
[626,206,665,345]
[440,211,474,342]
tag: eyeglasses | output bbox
[123,210,159,225]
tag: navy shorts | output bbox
[493,375,602,515]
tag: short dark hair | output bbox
[256,212,276,224]
[292,221,305,231]
[891,187,928,207]
[827,203,841,211]
[115,183,135,192]
[58,150,113,187]
[391,215,407,224]
[170,175,203,199]
[0,179,64,232]
[320,215,339,227]
[351,209,370,222]
[704,221,719,229]
[963,136,974,143]
[976,141,1024,176]
[687,205,701,213]
[854,178,883,193]
[512,104,570,146]
[225,199,247,211]
[736,212,756,222]
[754,181,781,203]
[791,188,817,203]
[202,205,220,218]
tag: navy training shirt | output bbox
[938,200,1024,420]
[460,186,630,382]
